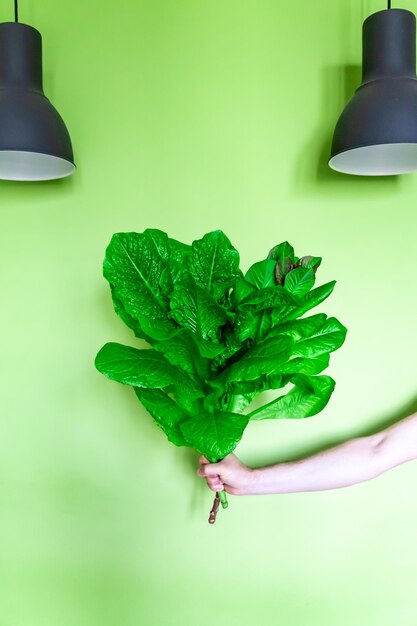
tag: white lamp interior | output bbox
[0,150,75,181]
[329,143,417,176]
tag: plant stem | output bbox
[219,490,228,508]
[208,492,221,524]
[227,393,243,413]
[208,490,228,524]
[213,459,229,509]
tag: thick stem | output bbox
[219,490,228,509]
[227,393,243,413]
[214,459,229,509]
[208,492,221,524]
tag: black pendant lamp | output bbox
[0,0,75,180]
[329,4,417,176]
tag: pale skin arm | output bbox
[197,412,417,495]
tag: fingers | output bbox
[197,457,237,492]
[196,458,224,491]
[207,476,224,492]
[196,455,246,495]
[197,462,224,478]
[206,482,243,495]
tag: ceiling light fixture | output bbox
[0,0,75,181]
[329,4,417,176]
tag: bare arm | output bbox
[197,412,417,495]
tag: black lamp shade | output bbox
[329,9,417,176]
[0,22,75,181]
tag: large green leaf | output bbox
[153,328,204,382]
[191,336,227,360]
[227,373,289,394]
[138,315,179,341]
[277,354,330,375]
[253,310,274,343]
[291,317,347,359]
[159,240,191,296]
[226,393,257,413]
[220,335,293,384]
[270,280,336,326]
[232,310,259,342]
[268,314,327,342]
[134,388,188,446]
[103,230,175,340]
[179,409,249,462]
[95,342,203,400]
[245,259,276,289]
[167,237,191,263]
[238,285,298,313]
[170,280,230,343]
[239,289,299,334]
[291,281,336,319]
[188,230,242,300]
[231,277,256,305]
[231,308,273,344]
[284,267,315,297]
[95,342,180,388]
[110,286,148,340]
[248,374,335,421]
[268,314,347,359]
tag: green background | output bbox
[2,1,417,624]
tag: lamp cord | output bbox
[387,0,391,8]
[14,0,18,22]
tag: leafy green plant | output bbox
[95,229,347,522]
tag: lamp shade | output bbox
[0,22,75,181]
[329,9,417,176]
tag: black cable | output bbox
[388,0,391,8]
[14,0,18,22]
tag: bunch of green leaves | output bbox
[95,229,347,464]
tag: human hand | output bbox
[197,453,255,495]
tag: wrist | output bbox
[241,466,271,495]
[244,464,289,495]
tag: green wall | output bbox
[2,1,417,624]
